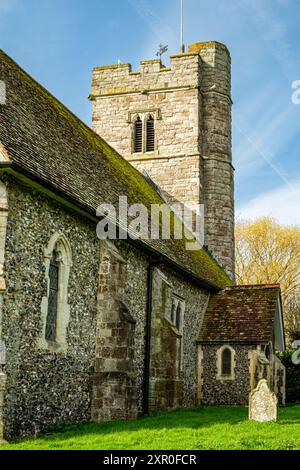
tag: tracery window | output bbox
[39,233,72,352]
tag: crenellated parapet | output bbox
[90,54,200,99]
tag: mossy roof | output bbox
[0,49,231,289]
[198,285,281,343]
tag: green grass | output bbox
[1,406,300,450]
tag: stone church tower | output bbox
[90,41,235,279]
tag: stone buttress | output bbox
[92,241,138,422]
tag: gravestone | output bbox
[249,379,277,422]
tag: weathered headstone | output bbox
[0,341,5,366]
[249,379,277,422]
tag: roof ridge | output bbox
[224,284,280,290]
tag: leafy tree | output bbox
[235,217,300,343]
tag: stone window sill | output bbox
[218,374,235,381]
[131,152,158,160]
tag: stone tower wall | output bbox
[91,42,235,278]
[190,42,235,278]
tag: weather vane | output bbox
[156,44,169,60]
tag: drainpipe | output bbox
[142,257,162,416]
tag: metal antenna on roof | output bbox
[156,44,169,60]
[180,0,185,53]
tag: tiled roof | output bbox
[198,285,281,343]
[0,50,231,289]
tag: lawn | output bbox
[1,406,300,451]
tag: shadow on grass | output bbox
[32,407,249,442]
[4,405,300,449]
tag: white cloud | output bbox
[237,178,300,225]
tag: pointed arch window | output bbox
[146,115,155,152]
[176,303,182,331]
[45,250,59,341]
[169,296,185,333]
[171,301,176,324]
[134,116,143,153]
[39,233,72,352]
[264,343,272,361]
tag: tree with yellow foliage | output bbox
[235,217,300,342]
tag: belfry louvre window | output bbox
[134,117,143,153]
[133,114,156,153]
[221,348,232,376]
[146,115,155,152]
[45,250,59,341]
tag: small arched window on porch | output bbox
[146,115,155,152]
[221,347,232,376]
[134,116,143,153]
[39,233,72,352]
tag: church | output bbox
[0,41,285,441]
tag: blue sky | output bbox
[1,0,300,224]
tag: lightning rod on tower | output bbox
[180,0,185,53]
